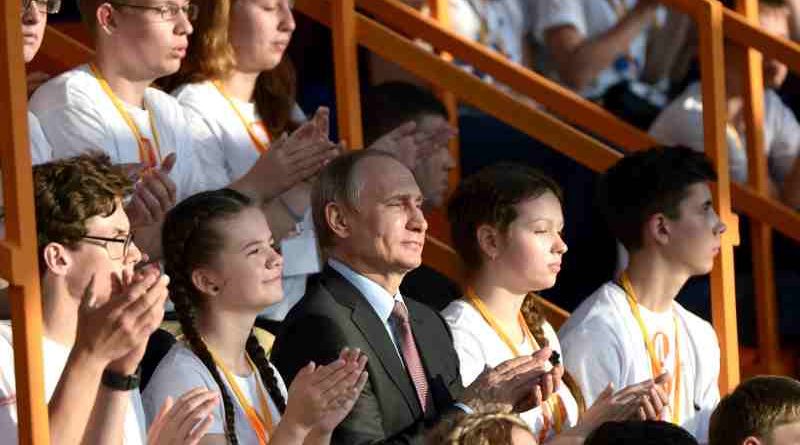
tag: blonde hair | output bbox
[160,0,297,136]
[427,408,536,445]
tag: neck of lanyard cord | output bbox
[213,80,271,154]
[463,288,567,440]
[89,63,162,168]
[619,272,682,425]
[206,345,274,444]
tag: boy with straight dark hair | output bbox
[709,375,800,445]
[559,146,727,442]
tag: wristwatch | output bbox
[102,367,141,391]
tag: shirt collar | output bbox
[328,258,403,323]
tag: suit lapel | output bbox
[321,266,422,417]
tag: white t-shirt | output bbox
[143,342,287,444]
[558,282,721,442]
[28,111,51,165]
[649,82,800,185]
[449,0,533,66]
[442,300,580,440]
[29,65,229,202]
[534,0,660,98]
[173,81,319,320]
[0,323,146,445]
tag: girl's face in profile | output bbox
[229,0,296,73]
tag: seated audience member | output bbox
[272,150,554,444]
[21,0,57,164]
[584,421,699,445]
[709,376,800,445]
[534,0,668,126]
[0,154,217,445]
[444,163,669,442]
[145,188,367,444]
[650,0,798,205]
[559,146,727,441]
[29,0,338,259]
[363,82,459,311]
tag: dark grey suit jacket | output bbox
[272,265,464,444]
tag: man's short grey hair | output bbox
[311,150,403,251]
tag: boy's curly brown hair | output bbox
[33,153,133,272]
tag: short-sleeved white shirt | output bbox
[28,111,51,165]
[442,299,580,440]
[143,342,287,444]
[448,0,533,66]
[29,65,229,202]
[0,323,146,445]
[649,82,800,185]
[534,0,657,98]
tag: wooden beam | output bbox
[0,1,49,444]
[331,0,364,149]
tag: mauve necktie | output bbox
[391,300,430,412]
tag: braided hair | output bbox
[162,188,287,444]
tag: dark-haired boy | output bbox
[709,375,800,445]
[559,146,727,441]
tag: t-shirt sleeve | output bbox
[767,97,800,184]
[446,318,488,387]
[0,327,19,444]
[28,112,52,165]
[176,109,231,200]
[692,323,721,444]
[559,321,625,407]
[533,0,586,44]
[34,95,113,160]
[142,347,227,436]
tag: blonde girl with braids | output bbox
[443,163,670,443]
[143,189,368,445]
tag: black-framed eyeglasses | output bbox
[82,233,134,260]
[22,0,61,15]
[108,1,199,22]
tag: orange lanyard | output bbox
[213,81,271,154]
[620,272,682,425]
[206,347,274,444]
[88,64,162,168]
[464,288,567,440]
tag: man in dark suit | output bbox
[272,150,550,444]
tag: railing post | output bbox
[736,0,783,376]
[428,0,461,192]
[696,0,741,394]
[0,1,50,444]
[331,0,364,149]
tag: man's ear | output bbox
[42,242,72,277]
[97,3,117,34]
[743,437,763,445]
[191,268,222,297]
[476,224,501,261]
[325,201,351,240]
[645,213,671,246]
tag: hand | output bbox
[74,266,169,370]
[312,348,369,434]
[460,347,551,413]
[124,153,178,229]
[515,361,565,412]
[147,388,219,445]
[244,108,339,200]
[637,372,670,421]
[282,347,369,433]
[368,120,457,169]
[27,71,50,97]
[567,379,656,439]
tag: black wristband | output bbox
[102,367,141,391]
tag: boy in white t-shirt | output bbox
[0,154,217,444]
[559,146,727,442]
[649,0,799,206]
[29,0,338,260]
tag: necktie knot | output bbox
[392,300,410,325]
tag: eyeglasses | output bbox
[21,0,61,15]
[109,1,199,22]
[82,233,135,261]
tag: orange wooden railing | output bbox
[1,1,50,444]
